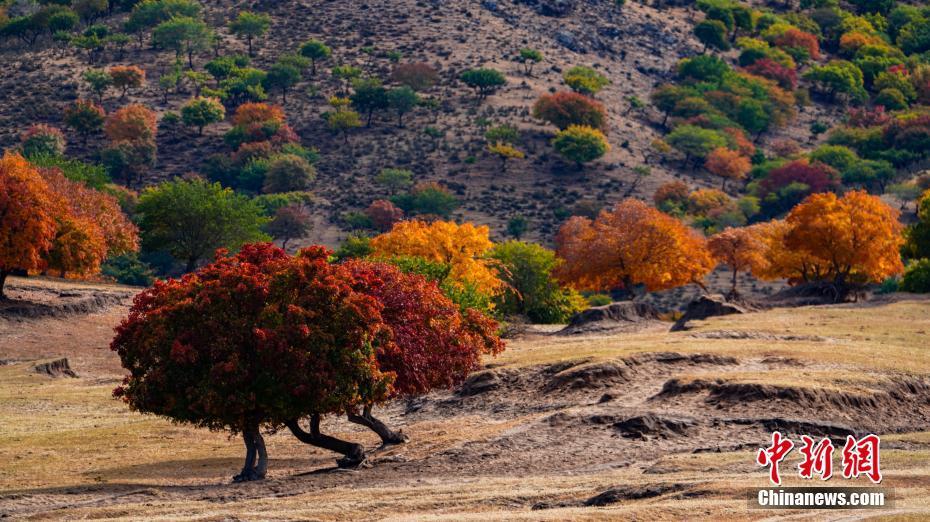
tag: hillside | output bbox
[0,0,846,245]
[1,276,929,519]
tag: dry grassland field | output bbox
[1,276,928,521]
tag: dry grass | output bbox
[1,292,929,520]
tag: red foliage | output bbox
[111,244,392,433]
[365,199,404,232]
[758,159,840,198]
[773,28,820,60]
[743,58,798,90]
[343,260,503,397]
[532,91,608,132]
[846,106,890,128]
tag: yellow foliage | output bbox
[370,220,503,295]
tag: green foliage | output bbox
[263,56,303,101]
[803,60,867,103]
[391,183,459,217]
[228,11,270,56]
[180,97,225,134]
[28,155,110,189]
[666,125,727,161]
[485,124,520,145]
[562,65,610,95]
[386,86,419,127]
[678,55,729,82]
[101,252,155,286]
[506,215,528,239]
[490,240,585,323]
[375,168,414,193]
[551,125,609,165]
[299,39,331,74]
[251,191,314,216]
[351,77,389,126]
[152,15,211,66]
[586,293,612,307]
[385,256,493,314]
[82,69,113,99]
[204,54,250,80]
[460,68,506,98]
[900,259,930,293]
[695,19,731,51]
[334,233,373,261]
[518,47,543,75]
[262,154,316,194]
[136,179,270,272]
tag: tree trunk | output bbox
[0,271,8,300]
[286,415,368,468]
[247,37,253,57]
[346,405,409,446]
[185,257,198,273]
[233,427,268,482]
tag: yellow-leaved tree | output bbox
[370,220,503,296]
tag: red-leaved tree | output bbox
[112,244,392,480]
[532,91,608,132]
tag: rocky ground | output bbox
[1,276,928,520]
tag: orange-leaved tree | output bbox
[0,153,60,298]
[555,199,715,297]
[369,220,503,297]
[708,225,767,298]
[749,191,904,296]
[42,167,139,259]
[704,147,751,190]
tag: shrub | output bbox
[551,125,610,165]
[262,154,316,194]
[695,19,730,52]
[20,124,66,158]
[391,62,439,91]
[562,66,609,95]
[365,199,405,232]
[490,240,585,323]
[101,252,155,286]
[532,91,607,131]
[391,182,459,217]
[105,104,157,142]
[64,99,106,144]
[518,48,543,76]
[900,259,930,293]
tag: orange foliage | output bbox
[722,127,756,157]
[44,214,108,277]
[705,147,751,186]
[774,28,820,60]
[708,225,767,296]
[370,220,502,295]
[104,104,157,142]
[555,199,715,293]
[688,188,732,215]
[109,65,146,96]
[653,180,690,206]
[232,102,285,127]
[0,153,60,294]
[751,192,904,285]
[41,168,139,256]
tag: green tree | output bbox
[262,154,316,194]
[299,39,331,76]
[136,179,269,272]
[551,125,610,166]
[387,86,419,127]
[490,240,585,323]
[82,69,113,101]
[326,109,362,144]
[803,60,867,104]
[263,57,302,103]
[180,96,225,134]
[152,16,211,68]
[460,68,506,99]
[518,48,543,76]
[229,11,270,57]
[351,77,389,126]
[375,168,414,194]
